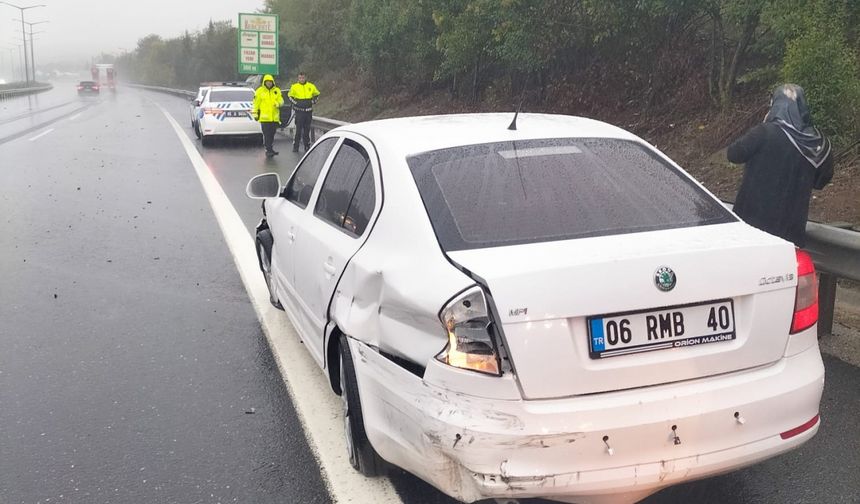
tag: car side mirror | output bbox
[246,173,282,199]
[193,99,201,106]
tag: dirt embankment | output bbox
[314,71,860,227]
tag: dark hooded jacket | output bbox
[727,84,833,247]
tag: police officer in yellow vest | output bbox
[252,74,284,157]
[287,72,320,153]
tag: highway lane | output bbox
[0,83,95,145]
[1,85,857,504]
[0,86,329,503]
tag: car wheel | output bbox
[339,334,385,477]
[195,123,203,140]
[256,233,283,310]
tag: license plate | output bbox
[588,299,736,359]
[226,111,246,117]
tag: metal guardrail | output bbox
[0,83,53,100]
[805,222,860,335]
[126,83,196,98]
[132,82,860,336]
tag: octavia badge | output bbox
[655,266,676,292]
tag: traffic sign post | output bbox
[238,13,279,75]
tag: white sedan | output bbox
[245,113,824,504]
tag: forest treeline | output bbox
[117,0,859,144]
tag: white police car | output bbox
[193,84,261,146]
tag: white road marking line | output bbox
[28,128,54,141]
[68,113,81,121]
[155,102,403,504]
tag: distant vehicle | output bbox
[245,113,824,504]
[194,83,260,146]
[90,64,116,92]
[77,80,99,95]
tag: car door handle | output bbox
[287,231,296,242]
[323,259,336,277]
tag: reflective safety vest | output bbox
[288,82,320,112]
[252,75,284,123]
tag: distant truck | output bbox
[90,64,116,92]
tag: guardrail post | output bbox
[817,272,837,337]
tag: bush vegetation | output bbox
[117,0,860,145]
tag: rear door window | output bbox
[407,138,735,251]
[314,139,374,236]
[209,90,254,102]
[284,137,338,208]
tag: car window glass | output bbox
[343,167,376,236]
[209,90,254,102]
[408,138,735,251]
[314,139,370,234]
[284,137,338,208]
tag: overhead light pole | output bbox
[0,2,46,85]
[14,19,48,81]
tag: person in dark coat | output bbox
[727,84,834,247]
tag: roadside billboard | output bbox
[238,13,279,75]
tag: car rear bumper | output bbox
[201,116,261,136]
[352,339,824,503]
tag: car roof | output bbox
[335,113,641,157]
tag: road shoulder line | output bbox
[154,101,403,504]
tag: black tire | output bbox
[339,334,385,477]
[194,121,202,139]
[256,231,283,310]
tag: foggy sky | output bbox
[1,0,264,66]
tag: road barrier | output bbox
[0,83,53,101]
[805,222,860,335]
[133,82,860,336]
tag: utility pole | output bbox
[0,2,46,85]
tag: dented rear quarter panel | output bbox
[326,138,474,369]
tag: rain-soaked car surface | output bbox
[245,113,824,503]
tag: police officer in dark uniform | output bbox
[287,72,321,153]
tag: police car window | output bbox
[314,139,370,235]
[284,138,337,208]
[209,90,254,102]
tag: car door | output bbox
[292,134,381,365]
[267,137,339,326]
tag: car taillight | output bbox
[790,249,818,334]
[77,86,83,90]
[437,286,501,376]
[203,108,221,115]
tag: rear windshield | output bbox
[209,90,253,102]
[79,81,96,85]
[407,138,735,251]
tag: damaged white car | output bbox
[245,113,824,504]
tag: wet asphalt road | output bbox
[1,84,858,504]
